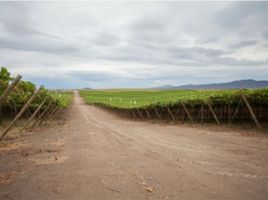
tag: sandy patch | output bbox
[0,142,22,152]
[29,155,68,165]
[0,171,22,184]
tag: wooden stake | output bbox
[29,100,53,129]
[39,105,57,125]
[181,103,193,123]
[231,98,242,123]
[0,75,22,104]
[41,105,58,125]
[154,107,161,120]
[241,94,262,129]
[174,106,181,118]
[13,100,17,120]
[0,87,41,141]
[228,103,231,124]
[136,108,144,119]
[201,104,204,124]
[145,109,151,119]
[207,102,220,125]
[131,110,137,119]
[18,97,47,133]
[195,106,202,122]
[167,107,175,121]
[0,103,2,126]
[121,109,126,117]
[45,106,59,122]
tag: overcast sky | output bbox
[0,1,268,89]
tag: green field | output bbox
[49,91,73,108]
[80,88,268,109]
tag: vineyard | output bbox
[0,67,72,141]
[80,89,268,129]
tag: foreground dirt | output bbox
[0,92,268,200]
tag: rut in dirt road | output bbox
[1,91,268,200]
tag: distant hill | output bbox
[153,85,175,90]
[154,79,268,90]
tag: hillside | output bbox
[155,79,268,90]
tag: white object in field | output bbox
[134,101,137,105]
[109,97,112,102]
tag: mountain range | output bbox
[154,79,268,90]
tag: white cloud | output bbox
[0,2,267,89]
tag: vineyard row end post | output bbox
[0,87,41,141]
[181,103,193,123]
[241,94,262,129]
[29,100,53,129]
[207,102,221,125]
[37,102,56,126]
[167,106,175,121]
[42,105,58,124]
[18,97,47,134]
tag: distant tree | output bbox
[0,67,12,94]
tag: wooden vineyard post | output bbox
[167,107,175,121]
[127,110,131,118]
[0,87,41,141]
[154,107,161,120]
[0,75,22,104]
[12,100,17,125]
[123,109,127,118]
[131,110,137,119]
[194,106,201,122]
[0,103,2,126]
[43,106,58,124]
[207,102,220,125]
[136,108,144,119]
[231,98,243,123]
[181,103,193,123]
[18,97,47,133]
[29,100,53,129]
[174,107,181,121]
[36,102,54,126]
[49,107,59,119]
[145,109,151,119]
[39,104,56,126]
[41,106,59,125]
[201,104,204,124]
[241,94,262,129]
[45,106,59,121]
[228,103,231,124]
[121,109,126,117]
[118,109,122,116]
[220,104,223,122]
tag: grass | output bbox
[49,91,73,108]
[79,88,268,109]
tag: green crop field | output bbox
[79,88,268,109]
[49,91,73,108]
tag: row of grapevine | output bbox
[0,67,61,141]
[89,92,268,130]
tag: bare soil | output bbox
[0,92,268,200]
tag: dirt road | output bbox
[1,91,268,200]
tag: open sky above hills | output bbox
[1,2,268,89]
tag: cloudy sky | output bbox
[0,1,268,89]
